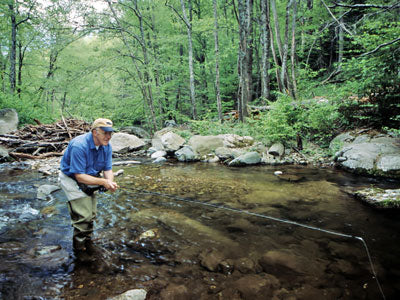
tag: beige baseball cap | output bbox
[91,118,115,132]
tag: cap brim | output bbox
[100,126,115,132]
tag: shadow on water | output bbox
[0,161,399,299]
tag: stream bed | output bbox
[0,161,399,299]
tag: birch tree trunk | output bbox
[180,0,197,119]
[260,0,271,101]
[213,0,222,121]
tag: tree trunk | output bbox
[290,0,298,98]
[8,3,17,94]
[213,0,223,121]
[260,0,271,102]
[180,0,197,119]
[280,0,292,95]
[134,0,157,132]
[238,0,251,122]
[270,0,285,92]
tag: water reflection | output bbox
[0,162,399,299]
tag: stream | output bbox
[0,161,399,299]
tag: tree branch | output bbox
[360,37,400,56]
[321,0,354,36]
[331,2,400,10]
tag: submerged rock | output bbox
[108,289,147,300]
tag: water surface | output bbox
[0,162,399,299]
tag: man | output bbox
[59,118,119,262]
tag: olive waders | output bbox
[58,171,98,260]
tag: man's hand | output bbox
[103,178,119,192]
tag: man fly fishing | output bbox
[59,118,119,263]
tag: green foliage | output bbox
[0,91,56,125]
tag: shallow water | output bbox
[0,161,399,299]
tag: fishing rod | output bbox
[119,185,386,300]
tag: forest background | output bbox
[0,0,399,149]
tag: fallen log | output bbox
[9,151,64,160]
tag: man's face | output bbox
[93,128,112,146]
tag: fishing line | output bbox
[120,185,386,300]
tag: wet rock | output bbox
[0,241,24,256]
[353,188,400,209]
[328,259,361,276]
[108,289,147,300]
[175,146,199,162]
[37,184,60,200]
[0,108,18,134]
[234,257,261,274]
[22,245,69,270]
[268,142,285,157]
[110,133,146,153]
[160,283,189,300]
[199,249,225,272]
[293,284,343,299]
[275,174,305,182]
[233,274,278,299]
[259,249,325,277]
[228,151,261,166]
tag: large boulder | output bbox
[0,108,18,134]
[110,132,146,153]
[151,127,185,152]
[188,135,224,156]
[334,134,400,178]
[161,131,185,152]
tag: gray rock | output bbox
[268,143,285,157]
[329,132,355,150]
[160,131,185,152]
[0,108,19,134]
[0,146,11,162]
[153,157,166,164]
[119,126,150,139]
[110,133,146,153]
[335,136,400,178]
[353,188,400,209]
[151,150,167,159]
[188,135,224,155]
[215,147,235,160]
[219,134,254,148]
[37,184,61,200]
[164,119,177,127]
[175,146,198,162]
[108,289,147,300]
[228,151,261,166]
